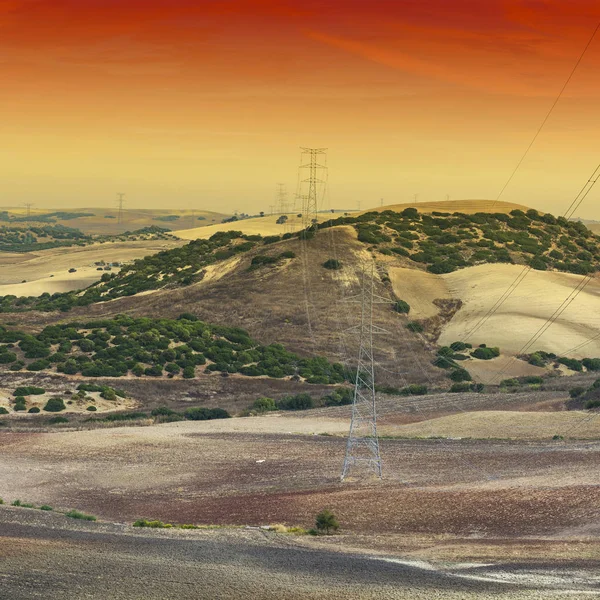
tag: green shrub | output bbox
[276,393,314,411]
[13,397,26,411]
[450,341,471,351]
[558,357,583,372]
[86,405,97,412]
[27,407,40,414]
[48,416,69,424]
[133,519,171,528]
[393,300,410,314]
[449,382,471,393]
[521,376,543,385]
[65,510,96,521]
[449,368,472,382]
[182,365,195,379]
[43,397,66,412]
[471,347,500,360]
[569,387,586,399]
[405,321,424,333]
[0,407,8,415]
[322,259,341,270]
[252,397,277,413]
[315,509,339,535]
[39,505,53,511]
[500,378,520,387]
[13,386,45,396]
[399,384,427,396]
[100,388,116,401]
[183,407,230,421]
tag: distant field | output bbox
[362,199,532,215]
[0,239,184,294]
[174,212,346,240]
[1,207,229,235]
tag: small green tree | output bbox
[393,300,410,314]
[315,509,339,535]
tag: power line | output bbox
[463,160,600,345]
[492,20,600,207]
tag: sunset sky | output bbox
[1,0,600,217]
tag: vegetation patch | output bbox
[317,208,600,276]
[0,315,346,383]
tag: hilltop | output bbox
[360,199,532,215]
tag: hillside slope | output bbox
[4,227,446,386]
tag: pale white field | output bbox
[388,267,450,318]
[174,212,348,240]
[390,263,600,358]
[439,264,600,358]
[362,199,531,216]
[0,240,182,296]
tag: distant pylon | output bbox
[117,193,125,224]
[297,147,327,229]
[23,203,33,218]
[276,183,288,215]
[341,260,392,481]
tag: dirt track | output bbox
[1,508,598,599]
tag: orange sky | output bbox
[1,0,600,217]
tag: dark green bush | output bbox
[393,300,410,314]
[449,368,472,382]
[43,397,66,412]
[13,386,45,396]
[48,416,69,424]
[569,387,586,399]
[276,393,314,411]
[322,259,341,270]
[183,407,230,421]
[399,384,427,396]
[471,347,500,360]
[405,321,424,333]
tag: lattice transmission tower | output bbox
[276,183,288,214]
[117,193,125,224]
[23,203,33,218]
[297,148,327,229]
[341,261,392,481]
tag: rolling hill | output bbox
[1,200,599,385]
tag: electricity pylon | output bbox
[276,183,288,214]
[117,193,125,224]
[341,260,392,481]
[23,203,33,218]
[297,148,327,229]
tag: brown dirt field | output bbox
[1,419,598,541]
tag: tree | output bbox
[315,509,339,535]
